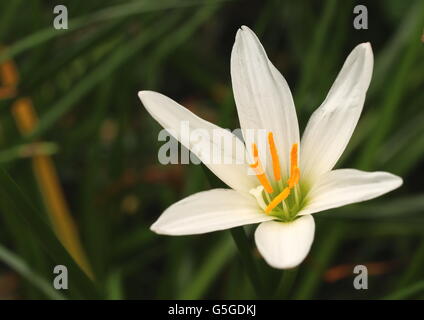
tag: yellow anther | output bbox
[288,167,300,188]
[250,139,301,214]
[287,143,300,189]
[250,143,273,194]
[265,187,290,214]
[289,143,298,178]
[268,132,281,181]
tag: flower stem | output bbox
[230,227,264,298]
[201,165,265,298]
[274,268,298,299]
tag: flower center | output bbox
[249,132,302,221]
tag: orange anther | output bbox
[265,187,290,213]
[250,143,273,194]
[268,132,281,181]
[288,167,300,188]
[290,143,298,178]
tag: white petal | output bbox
[299,169,403,215]
[151,189,272,235]
[254,215,315,269]
[249,185,267,211]
[300,43,374,183]
[231,26,299,179]
[139,91,256,193]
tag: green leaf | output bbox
[384,280,424,299]
[0,0,227,63]
[0,169,100,299]
[0,243,65,300]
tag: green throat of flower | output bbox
[249,132,307,222]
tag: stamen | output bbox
[265,187,290,214]
[250,143,273,194]
[288,167,300,188]
[289,143,298,178]
[268,132,281,181]
[287,143,301,189]
[250,142,301,214]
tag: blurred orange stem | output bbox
[12,99,93,279]
[2,48,93,279]
[0,47,18,99]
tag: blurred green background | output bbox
[0,0,423,300]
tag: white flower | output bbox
[138,26,402,269]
